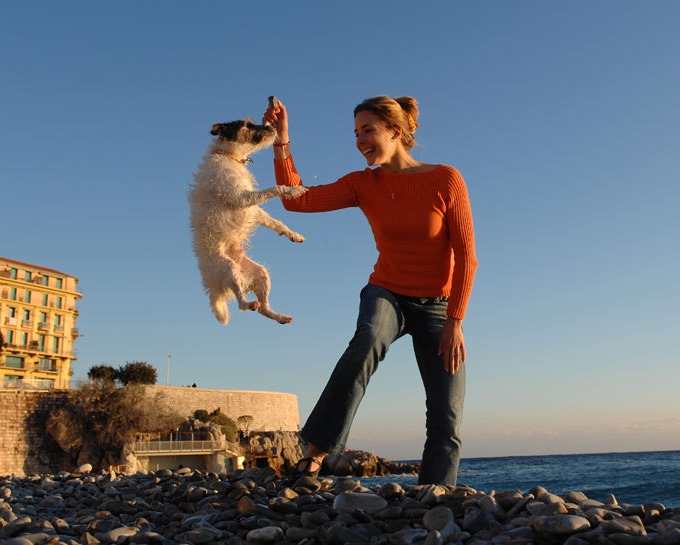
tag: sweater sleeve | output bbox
[445,169,478,319]
[274,155,360,213]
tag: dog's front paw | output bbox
[288,231,305,243]
[279,185,308,199]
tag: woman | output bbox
[263,96,477,486]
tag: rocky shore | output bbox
[2,466,680,545]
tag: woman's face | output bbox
[354,110,398,166]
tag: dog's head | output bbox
[210,119,277,156]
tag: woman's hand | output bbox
[263,99,290,144]
[438,317,466,374]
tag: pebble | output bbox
[1,466,679,545]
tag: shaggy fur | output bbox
[189,119,307,325]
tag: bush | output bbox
[193,409,210,423]
[45,382,183,470]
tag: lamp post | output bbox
[166,354,171,385]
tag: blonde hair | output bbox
[354,96,420,150]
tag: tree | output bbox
[117,361,157,385]
[88,364,118,383]
[237,415,254,436]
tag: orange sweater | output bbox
[274,156,478,319]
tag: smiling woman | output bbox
[262,96,478,486]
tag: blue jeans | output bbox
[301,283,466,485]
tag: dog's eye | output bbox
[245,122,255,129]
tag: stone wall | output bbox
[0,390,69,476]
[0,386,299,476]
[147,386,299,432]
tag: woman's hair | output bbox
[354,96,420,150]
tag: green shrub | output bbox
[193,409,210,422]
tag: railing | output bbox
[131,439,222,455]
[2,379,56,390]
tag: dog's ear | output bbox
[210,124,222,136]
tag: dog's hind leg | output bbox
[204,256,258,324]
[240,255,293,324]
[253,208,305,243]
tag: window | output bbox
[53,336,60,353]
[56,278,63,289]
[38,358,57,371]
[56,296,63,309]
[25,271,32,282]
[5,355,24,369]
[9,307,17,318]
[10,268,17,280]
[35,378,55,389]
[21,332,28,346]
[10,287,17,300]
[55,314,62,326]
[38,334,46,351]
[3,375,23,387]
[6,331,13,344]
[23,309,31,321]
[42,293,48,305]
[25,290,31,303]
[42,275,49,286]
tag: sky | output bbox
[2,1,679,461]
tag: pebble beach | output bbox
[2,466,680,545]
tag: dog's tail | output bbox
[209,291,230,325]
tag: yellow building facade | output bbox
[0,256,82,389]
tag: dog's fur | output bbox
[189,119,307,325]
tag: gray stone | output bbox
[285,527,318,541]
[389,528,429,545]
[423,506,454,531]
[333,492,388,514]
[601,516,647,536]
[533,515,591,534]
[423,530,443,545]
[326,524,370,544]
[96,525,140,543]
[246,526,285,543]
[3,539,35,545]
[0,516,32,538]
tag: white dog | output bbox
[189,119,307,325]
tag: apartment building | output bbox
[0,256,82,389]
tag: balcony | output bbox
[55,325,65,332]
[38,322,51,330]
[5,317,17,326]
[22,320,33,327]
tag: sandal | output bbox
[286,456,323,481]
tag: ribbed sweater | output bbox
[274,156,478,319]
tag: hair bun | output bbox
[395,96,420,133]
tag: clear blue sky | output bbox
[3,1,679,460]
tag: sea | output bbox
[360,450,680,508]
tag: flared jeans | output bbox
[301,283,466,486]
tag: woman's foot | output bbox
[287,456,324,481]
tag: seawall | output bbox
[146,385,299,432]
[0,386,299,476]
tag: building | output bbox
[0,256,82,390]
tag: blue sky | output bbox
[3,1,679,460]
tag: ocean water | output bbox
[360,450,680,508]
